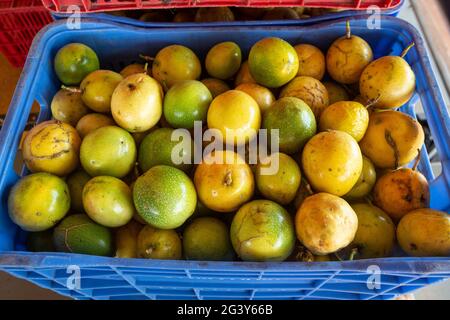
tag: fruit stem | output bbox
[346,20,351,39]
[365,94,381,109]
[400,43,415,58]
[139,54,155,62]
[61,85,81,93]
[413,149,421,171]
[349,248,358,261]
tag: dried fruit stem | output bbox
[413,149,421,171]
[401,43,415,58]
[61,85,81,93]
[346,20,351,39]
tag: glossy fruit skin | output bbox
[205,42,242,80]
[53,214,113,256]
[111,73,163,133]
[51,89,89,126]
[234,61,256,87]
[344,156,377,200]
[54,43,99,86]
[324,82,351,105]
[319,101,369,142]
[349,203,395,259]
[194,7,234,22]
[22,120,81,177]
[248,37,299,88]
[201,78,230,98]
[183,217,234,261]
[207,90,261,145]
[163,80,212,129]
[373,168,430,222]
[80,126,137,178]
[76,113,115,139]
[8,173,70,232]
[294,44,326,80]
[256,153,301,205]
[230,200,295,262]
[133,165,197,229]
[138,127,193,173]
[360,56,416,109]
[302,130,363,196]
[194,150,254,213]
[66,169,91,213]
[263,97,316,155]
[235,83,276,113]
[326,35,373,84]
[120,63,148,78]
[137,225,182,260]
[152,45,201,90]
[115,220,143,258]
[295,193,358,255]
[82,176,135,228]
[280,76,329,120]
[397,209,450,257]
[80,70,123,113]
[359,111,425,169]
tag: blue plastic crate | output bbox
[50,0,404,27]
[0,16,449,300]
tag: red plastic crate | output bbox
[0,0,52,67]
[42,0,403,13]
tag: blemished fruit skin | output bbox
[248,37,299,88]
[360,56,416,109]
[80,70,123,113]
[359,111,425,169]
[230,200,295,262]
[234,61,256,87]
[344,156,377,200]
[8,173,70,232]
[80,126,137,178]
[75,113,115,139]
[115,220,143,258]
[66,169,91,213]
[53,214,113,256]
[163,80,212,129]
[262,97,317,155]
[82,176,135,228]
[194,150,254,213]
[326,35,373,84]
[205,42,242,80]
[201,78,230,98]
[280,76,329,120]
[397,209,450,257]
[54,43,99,86]
[111,73,163,133]
[22,120,81,177]
[183,217,234,261]
[349,203,396,259]
[302,130,363,197]
[295,193,358,255]
[133,165,197,229]
[256,153,301,205]
[152,45,201,90]
[294,44,326,80]
[137,225,182,260]
[373,168,430,222]
[51,89,89,126]
[138,127,193,173]
[235,83,276,113]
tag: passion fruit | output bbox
[75,113,116,139]
[194,7,234,22]
[234,61,256,87]
[294,44,326,80]
[235,83,276,113]
[323,82,351,105]
[201,78,230,98]
[137,225,182,260]
[115,220,143,259]
[51,88,89,126]
[80,70,123,113]
[205,42,242,80]
[344,156,377,201]
[66,169,91,213]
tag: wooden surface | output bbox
[0,54,22,116]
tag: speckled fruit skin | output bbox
[397,209,450,257]
[133,165,197,229]
[80,70,123,113]
[163,80,212,129]
[80,126,137,178]
[51,89,89,126]
[349,203,395,259]
[53,214,113,256]
[230,200,295,262]
[183,217,234,261]
[279,76,329,120]
[138,127,193,173]
[22,120,81,177]
[326,35,373,85]
[76,113,115,139]
[262,97,316,155]
[137,225,182,260]
[295,193,358,255]
[66,170,91,213]
[8,173,70,232]
[82,176,134,228]
[54,43,99,86]
[294,44,326,80]
[248,37,299,88]
[302,130,363,197]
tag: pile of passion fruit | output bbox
[9,22,450,262]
